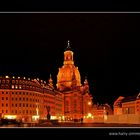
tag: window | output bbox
[26,104,28,107]
[6,110,8,113]
[6,92,8,94]
[23,104,25,107]
[26,110,28,114]
[2,110,4,113]
[2,103,4,107]
[15,110,17,114]
[19,85,22,89]
[26,98,28,101]
[6,97,8,100]
[15,85,18,89]
[19,97,21,101]
[2,92,4,94]
[6,104,8,107]
[15,104,17,107]
[19,103,21,107]
[12,98,14,100]
[12,104,14,107]
[2,97,4,100]
[12,92,14,94]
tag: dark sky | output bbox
[0,13,140,106]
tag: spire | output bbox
[65,40,71,51]
[84,76,88,85]
[49,74,53,83]
[48,74,54,90]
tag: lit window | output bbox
[15,85,18,89]
[19,85,22,89]
[5,76,9,78]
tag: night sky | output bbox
[0,13,140,106]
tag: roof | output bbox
[122,95,137,103]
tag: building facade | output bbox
[0,41,93,122]
[0,75,64,122]
[114,93,140,115]
[56,41,93,121]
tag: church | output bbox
[56,40,93,121]
[0,40,93,122]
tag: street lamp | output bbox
[88,101,91,105]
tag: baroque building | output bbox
[56,40,93,121]
[0,41,93,122]
[114,93,140,115]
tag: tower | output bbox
[48,74,54,89]
[56,40,81,91]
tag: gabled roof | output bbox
[122,95,137,103]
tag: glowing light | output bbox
[24,77,26,79]
[5,76,9,78]
[37,78,39,81]
[19,85,22,89]
[12,85,14,89]
[4,115,17,119]
[51,116,57,120]
[18,77,20,79]
[84,116,86,118]
[12,76,15,79]
[87,113,92,118]
[32,115,39,121]
[88,102,91,105]
[28,78,30,80]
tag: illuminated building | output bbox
[0,75,64,122]
[114,93,140,115]
[57,40,93,121]
[0,41,93,122]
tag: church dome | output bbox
[57,65,81,85]
[56,41,81,91]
